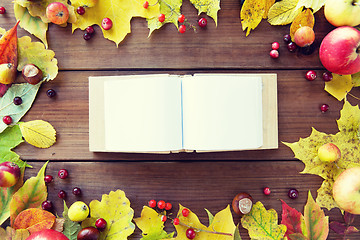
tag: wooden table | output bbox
[1,1,359,239]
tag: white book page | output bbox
[103,75,183,152]
[182,75,263,151]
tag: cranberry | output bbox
[0,7,6,14]
[13,97,23,105]
[283,34,291,43]
[95,218,107,231]
[182,208,190,217]
[263,187,271,195]
[179,25,186,34]
[143,1,149,9]
[165,202,172,210]
[86,26,94,34]
[148,199,156,208]
[271,42,280,50]
[72,187,82,196]
[305,70,317,81]
[322,71,333,82]
[157,200,165,209]
[77,6,85,15]
[270,49,279,59]
[178,14,185,23]
[58,190,67,199]
[44,175,53,183]
[46,89,56,98]
[58,169,68,179]
[158,14,165,23]
[101,18,113,30]
[41,200,53,211]
[288,188,299,199]
[287,42,297,52]
[198,17,207,28]
[320,104,329,113]
[3,116,12,125]
[186,228,196,239]
[173,217,180,225]
[83,32,91,40]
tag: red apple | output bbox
[46,2,69,25]
[0,161,20,187]
[319,26,360,75]
[318,143,341,163]
[333,167,360,214]
[26,229,69,240]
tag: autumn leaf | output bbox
[0,226,30,240]
[134,206,174,240]
[14,3,48,49]
[72,0,160,46]
[241,0,266,36]
[19,120,56,148]
[82,190,135,240]
[10,161,48,226]
[268,0,302,25]
[13,208,56,234]
[304,191,329,240]
[0,21,19,66]
[284,101,360,211]
[263,0,276,18]
[147,0,180,36]
[295,0,325,13]
[352,72,360,87]
[290,9,314,41]
[62,201,81,240]
[189,0,220,25]
[280,200,306,238]
[324,74,353,101]
[241,201,287,240]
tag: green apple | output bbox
[68,201,89,222]
[333,167,360,214]
[0,161,20,188]
[324,0,360,27]
[318,143,341,163]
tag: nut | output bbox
[232,192,253,215]
[22,64,43,85]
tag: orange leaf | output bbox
[0,21,19,66]
[290,9,314,41]
[13,208,55,234]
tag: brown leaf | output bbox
[52,218,65,233]
[290,8,314,41]
[13,208,55,234]
[0,226,30,240]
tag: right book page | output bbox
[181,74,263,151]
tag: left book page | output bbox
[89,75,183,152]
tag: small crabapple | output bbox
[101,17,113,30]
[158,14,165,23]
[178,14,185,23]
[182,208,190,217]
[179,25,186,34]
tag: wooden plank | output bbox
[0,1,334,70]
[15,69,352,161]
[23,161,359,239]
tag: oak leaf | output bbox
[13,208,56,234]
[241,201,286,240]
[19,120,56,148]
[267,0,302,25]
[324,74,353,101]
[289,9,314,41]
[241,0,266,36]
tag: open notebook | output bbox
[89,73,278,153]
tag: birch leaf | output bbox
[14,4,48,49]
[290,9,314,41]
[189,0,220,25]
[19,120,56,148]
[268,0,302,25]
[241,0,266,36]
[324,74,352,101]
[295,0,325,13]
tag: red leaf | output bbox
[280,199,304,237]
[0,83,11,97]
[329,221,346,235]
[344,212,355,225]
[345,226,359,235]
[0,21,19,66]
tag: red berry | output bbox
[95,218,107,230]
[86,26,95,34]
[198,17,207,28]
[165,202,172,210]
[182,208,190,217]
[173,217,180,225]
[305,70,317,81]
[287,42,297,52]
[186,228,196,239]
[157,200,166,209]
[58,190,66,199]
[158,14,165,23]
[322,71,333,82]
[101,17,113,30]
[160,215,167,222]
[283,34,291,43]
[0,7,6,14]
[77,6,85,15]
[143,1,149,9]
[288,188,299,199]
[44,175,53,183]
[178,14,185,23]
[46,89,56,98]
[263,187,271,195]
[41,200,53,211]
[270,49,279,59]
[58,169,68,179]
[179,25,186,34]
[3,116,12,125]
[72,187,82,196]
[271,42,280,50]
[148,199,156,208]
[83,32,91,40]
[320,104,329,113]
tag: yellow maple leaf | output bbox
[324,74,352,101]
[189,0,221,25]
[290,8,314,41]
[268,0,302,25]
[19,120,56,148]
[241,0,267,36]
[71,0,160,46]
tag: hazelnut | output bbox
[232,192,253,215]
[22,64,43,85]
[77,227,99,240]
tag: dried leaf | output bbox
[13,208,55,234]
[133,206,174,239]
[10,161,48,226]
[290,9,314,41]
[304,191,329,240]
[189,0,220,25]
[241,0,266,36]
[329,221,347,235]
[62,201,81,240]
[295,0,325,13]
[0,226,29,240]
[268,0,302,25]
[14,3,48,49]
[52,218,65,233]
[19,120,56,148]
[345,226,359,235]
[344,212,356,225]
[241,201,286,240]
[147,0,180,36]
[324,74,353,101]
[280,200,306,238]
[82,190,135,240]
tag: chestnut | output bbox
[232,192,253,215]
[22,63,43,85]
[77,226,100,240]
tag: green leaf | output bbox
[10,161,48,227]
[14,3,48,49]
[205,208,214,225]
[304,191,329,240]
[0,83,40,134]
[241,201,287,240]
[234,224,242,240]
[62,201,82,240]
[268,0,302,25]
[189,0,220,25]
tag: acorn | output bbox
[22,64,43,85]
[232,192,253,215]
